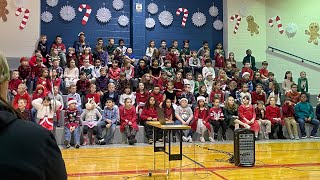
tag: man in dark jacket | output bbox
[0,53,67,180]
[242,49,257,71]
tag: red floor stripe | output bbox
[67,162,320,177]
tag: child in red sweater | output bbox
[37,68,51,92]
[191,96,213,142]
[8,70,22,100]
[136,82,149,113]
[206,98,226,141]
[12,83,31,109]
[108,60,121,80]
[86,84,101,107]
[150,85,163,107]
[282,97,299,140]
[238,95,260,139]
[140,96,160,144]
[266,97,286,139]
[157,72,168,92]
[241,62,254,80]
[251,84,266,105]
[119,98,138,145]
[209,81,225,106]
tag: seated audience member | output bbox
[135,59,150,80]
[86,84,101,109]
[258,61,269,81]
[67,85,83,114]
[38,34,49,58]
[101,82,119,107]
[76,72,90,100]
[255,101,271,139]
[241,62,254,81]
[251,84,266,105]
[108,60,121,81]
[105,38,116,60]
[29,50,47,67]
[294,93,320,139]
[64,60,79,91]
[175,98,194,143]
[13,83,31,109]
[206,98,226,141]
[119,98,138,145]
[140,96,160,144]
[51,35,67,67]
[31,57,46,91]
[73,32,90,56]
[97,98,119,145]
[119,86,135,107]
[93,59,102,78]
[165,47,179,68]
[16,98,31,120]
[266,97,286,139]
[80,59,96,82]
[96,67,109,95]
[282,97,299,140]
[64,98,81,149]
[115,72,131,95]
[8,70,22,100]
[18,57,32,90]
[285,83,301,104]
[282,71,294,94]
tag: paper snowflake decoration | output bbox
[113,0,124,11]
[60,5,76,21]
[46,0,58,7]
[209,5,219,17]
[41,11,53,23]
[13,0,27,8]
[147,3,158,14]
[145,17,155,28]
[192,12,206,27]
[118,15,129,26]
[285,23,298,38]
[96,7,112,23]
[239,6,249,17]
[158,10,173,26]
[213,19,223,30]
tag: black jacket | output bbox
[0,104,67,180]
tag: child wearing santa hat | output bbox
[64,98,81,148]
[175,98,194,142]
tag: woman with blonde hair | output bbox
[0,53,67,179]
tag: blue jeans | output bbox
[97,121,116,144]
[296,118,320,136]
[31,108,37,123]
[64,126,81,145]
[174,120,192,137]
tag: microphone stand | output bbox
[50,69,57,137]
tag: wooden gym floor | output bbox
[63,140,320,180]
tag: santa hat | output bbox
[205,72,213,78]
[67,98,77,106]
[197,96,206,102]
[179,98,188,104]
[242,72,250,78]
[20,57,28,62]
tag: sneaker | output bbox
[188,136,193,143]
[148,139,154,144]
[128,139,134,145]
[199,137,205,142]
[222,135,227,141]
[172,136,177,143]
[209,137,215,142]
[133,138,137,143]
[295,136,300,140]
[182,136,188,142]
[64,140,70,147]
[289,135,294,140]
[158,138,163,142]
[264,132,269,140]
[310,135,320,139]
[75,144,80,149]
[269,134,275,139]
[301,135,307,139]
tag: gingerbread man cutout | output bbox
[0,0,9,22]
[246,15,259,36]
[305,23,320,45]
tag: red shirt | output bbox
[51,43,66,52]
[119,106,138,132]
[18,65,32,80]
[140,107,158,121]
[79,54,94,66]
[12,92,31,109]
[164,107,173,120]
[150,93,163,104]
[266,105,281,124]
[206,107,224,121]
[136,91,149,104]
[192,107,210,131]
[158,78,168,91]
[29,56,47,67]
[214,54,225,68]
[86,93,101,104]
[282,103,295,118]
[37,77,51,92]
[210,90,225,103]
[251,91,266,105]
[165,53,178,68]
[238,104,256,121]
[53,77,61,87]
[31,64,46,78]
[9,79,22,92]
[108,67,121,80]
[285,91,301,104]
[259,68,269,78]
[241,67,254,80]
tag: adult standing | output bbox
[0,53,67,179]
[242,49,257,71]
[73,32,90,56]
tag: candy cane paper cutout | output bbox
[176,8,189,27]
[269,16,284,34]
[15,8,30,30]
[230,14,241,34]
[78,4,92,25]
